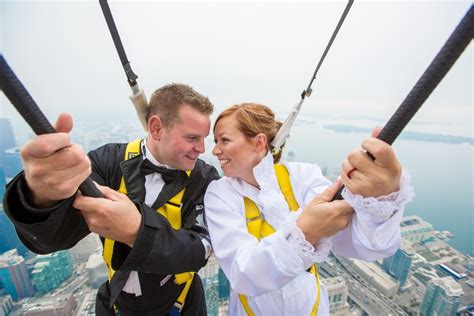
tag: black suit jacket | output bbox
[4,142,220,315]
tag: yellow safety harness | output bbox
[238,164,321,316]
[102,139,194,312]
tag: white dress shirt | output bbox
[122,139,212,296]
[204,153,414,315]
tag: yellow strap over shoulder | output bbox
[273,164,299,212]
[102,139,194,311]
[158,189,184,230]
[239,294,256,316]
[239,164,320,316]
[103,139,142,280]
[117,138,142,195]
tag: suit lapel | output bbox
[119,155,146,202]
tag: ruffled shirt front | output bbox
[204,153,414,316]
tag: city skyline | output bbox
[0,116,473,315]
[0,1,472,313]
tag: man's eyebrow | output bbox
[184,133,211,138]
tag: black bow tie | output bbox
[140,159,179,184]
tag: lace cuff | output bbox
[341,169,415,223]
[282,212,331,267]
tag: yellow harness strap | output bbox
[102,139,194,312]
[274,164,299,211]
[158,189,185,230]
[239,164,321,316]
[309,264,321,316]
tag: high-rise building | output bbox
[0,295,13,316]
[199,255,220,316]
[31,251,73,295]
[218,268,230,301]
[0,249,34,300]
[85,252,108,289]
[382,240,414,290]
[324,276,349,315]
[203,275,219,316]
[400,215,435,244]
[13,293,77,315]
[349,259,399,297]
[31,261,55,295]
[420,276,463,316]
[198,254,219,280]
[0,205,29,258]
[218,300,229,316]
[69,233,102,264]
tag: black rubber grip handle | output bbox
[332,5,473,201]
[0,55,103,198]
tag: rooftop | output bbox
[432,277,464,297]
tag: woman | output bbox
[204,103,414,315]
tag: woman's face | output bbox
[212,115,263,180]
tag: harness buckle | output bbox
[174,301,184,312]
[246,213,264,223]
[166,201,182,208]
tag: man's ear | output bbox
[148,115,164,141]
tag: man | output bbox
[4,83,219,315]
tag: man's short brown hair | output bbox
[146,83,213,128]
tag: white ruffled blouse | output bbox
[204,153,414,316]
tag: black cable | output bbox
[332,5,473,201]
[0,55,103,198]
[99,0,138,87]
[271,0,355,151]
[302,0,354,99]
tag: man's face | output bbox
[153,104,211,171]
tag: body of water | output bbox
[285,120,473,256]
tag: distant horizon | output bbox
[1,111,473,150]
[0,1,471,136]
[323,124,474,145]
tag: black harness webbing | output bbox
[271,0,354,152]
[99,0,138,87]
[303,0,354,99]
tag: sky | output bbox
[0,0,472,138]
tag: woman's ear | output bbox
[148,115,164,141]
[254,133,268,153]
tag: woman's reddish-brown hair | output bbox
[214,103,285,163]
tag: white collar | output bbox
[142,137,176,170]
[228,152,294,230]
